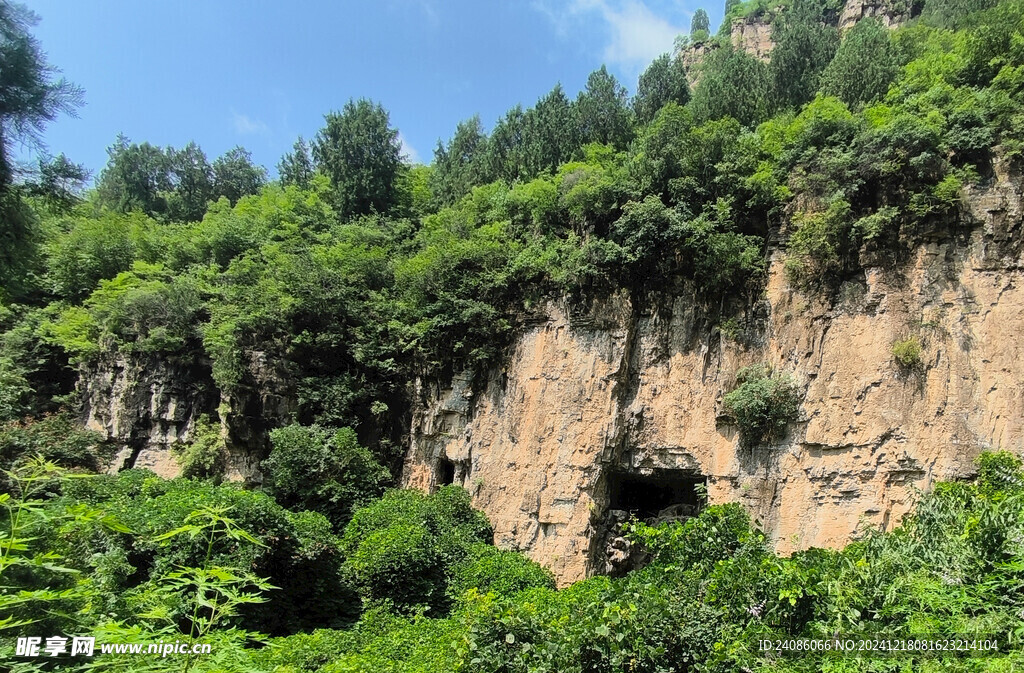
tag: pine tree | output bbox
[278,136,314,189]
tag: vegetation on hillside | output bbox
[2,450,1023,671]
[2,0,1024,670]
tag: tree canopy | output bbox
[313,98,404,219]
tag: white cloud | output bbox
[398,132,422,164]
[232,111,269,136]
[535,0,688,76]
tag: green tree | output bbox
[691,8,711,37]
[96,134,172,216]
[0,0,82,296]
[691,46,773,126]
[575,66,634,149]
[277,135,314,189]
[166,141,214,221]
[340,487,492,613]
[430,115,490,206]
[769,0,840,110]
[485,105,528,182]
[313,98,403,219]
[0,1,82,186]
[922,0,998,28]
[820,18,899,106]
[44,212,150,299]
[522,84,581,176]
[633,52,691,125]
[24,153,88,214]
[212,146,266,205]
[263,424,390,530]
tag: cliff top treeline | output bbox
[3,0,1022,461]
[1,0,1024,670]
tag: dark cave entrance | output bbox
[437,458,455,486]
[607,470,706,521]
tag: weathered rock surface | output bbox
[403,162,1024,586]
[731,15,776,61]
[81,351,218,478]
[838,0,913,31]
[81,347,294,482]
[680,0,912,74]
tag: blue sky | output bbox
[23,0,721,178]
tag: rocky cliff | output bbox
[76,159,1023,588]
[680,0,913,76]
[82,347,294,482]
[402,159,1024,585]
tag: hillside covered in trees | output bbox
[2,0,1024,670]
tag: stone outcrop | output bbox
[839,0,914,32]
[730,14,776,61]
[403,160,1024,586]
[679,39,720,87]
[680,0,912,75]
[82,351,218,478]
[82,347,294,482]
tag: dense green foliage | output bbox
[3,0,1024,670]
[96,136,267,221]
[722,363,803,446]
[9,453,1023,671]
[263,424,389,530]
[633,51,691,125]
[339,486,492,614]
[819,18,901,106]
[312,99,404,219]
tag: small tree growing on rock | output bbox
[722,364,802,447]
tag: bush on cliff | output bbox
[722,363,802,447]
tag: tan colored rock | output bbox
[404,164,1024,586]
[81,353,218,478]
[839,0,911,32]
[81,347,294,483]
[679,40,720,87]
[731,16,775,61]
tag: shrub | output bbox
[784,198,854,285]
[263,424,390,530]
[722,364,802,447]
[448,542,556,603]
[173,414,227,480]
[340,486,492,614]
[0,355,31,422]
[625,503,763,572]
[891,335,923,369]
[977,450,1024,499]
[0,413,113,482]
[46,261,206,360]
[57,472,352,634]
[44,212,157,301]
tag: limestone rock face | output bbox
[679,40,720,87]
[731,15,776,61]
[678,0,911,75]
[404,163,1024,586]
[838,0,912,32]
[81,352,218,478]
[81,347,294,482]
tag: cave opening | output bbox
[607,470,706,521]
[438,458,455,486]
